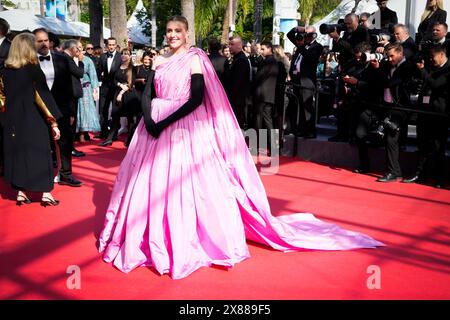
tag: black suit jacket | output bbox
[99,51,122,89]
[402,37,418,61]
[252,55,279,104]
[333,26,370,68]
[375,59,421,107]
[420,61,450,115]
[208,52,227,87]
[225,51,251,108]
[0,38,11,69]
[289,40,323,82]
[378,7,398,32]
[45,53,81,117]
[61,52,84,99]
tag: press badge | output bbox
[422,96,430,104]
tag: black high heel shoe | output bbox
[16,195,32,206]
[40,197,60,207]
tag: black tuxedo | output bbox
[225,51,251,128]
[98,51,122,136]
[414,61,450,183]
[40,52,83,179]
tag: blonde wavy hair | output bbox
[5,33,38,69]
[421,0,445,22]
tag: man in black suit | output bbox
[97,37,122,139]
[62,39,86,157]
[371,43,421,182]
[0,18,11,176]
[329,13,370,70]
[288,26,324,138]
[377,24,418,61]
[225,35,251,129]
[403,46,449,188]
[208,38,227,88]
[372,0,398,33]
[252,41,280,150]
[34,28,83,187]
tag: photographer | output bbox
[327,13,370,70]
[376,24,417,61]
[337,42,379,144]
[287,25,323,138]
[371,0,398,34]
[403,46,449,188]
[370,43,421,182]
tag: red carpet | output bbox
[1,137,449,300]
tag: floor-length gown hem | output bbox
[98,48,384,280]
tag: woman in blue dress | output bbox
[76,41,100,142]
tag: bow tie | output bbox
[106,52,113,58]
[39,55,51,61]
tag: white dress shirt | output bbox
[107,51,116,73]
[38,53,55,90]
[0,36,5,47]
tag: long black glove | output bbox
[154,73,205,136]
[141,70,160,137]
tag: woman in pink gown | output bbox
[98,16,383,280]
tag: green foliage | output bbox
[298,0,342,25]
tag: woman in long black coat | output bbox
[0,33,62,206]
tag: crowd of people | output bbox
[0,0,448,209]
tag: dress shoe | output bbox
[59,176,83,187]
[353,167,369,174]
[16,195,32,206]
[40,197,60,207]
[402,175,422,184]
[99,139,113,147]
[377,173,402,183]
[72,149,86,157]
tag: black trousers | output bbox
[355,107,405,176]
[355,109,380,170]
[57,114,74,179]
[99,85,115,137]
[298,78,317,136]
[255,101,275,149]
[415,114,448,182]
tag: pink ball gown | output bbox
[98,48,384,279]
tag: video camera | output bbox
[319,22,346,35]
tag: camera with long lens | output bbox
[364,52,384,62]
[374,117,400,138]
[319,23,346,35]
[371,33,391,42]
[294,26,306,41]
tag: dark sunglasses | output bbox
[86,47,94,50]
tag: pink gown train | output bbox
[98,48,384,279]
